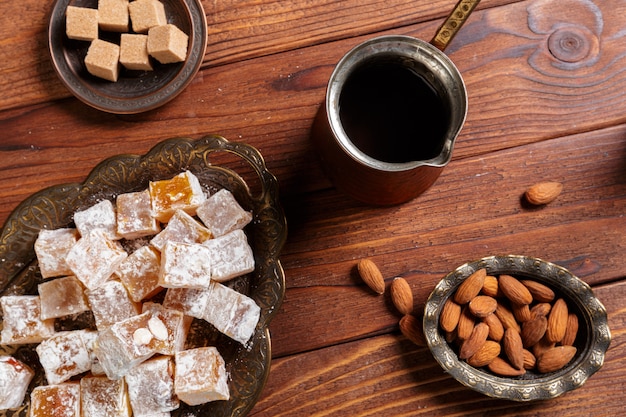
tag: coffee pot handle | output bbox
[431,0,481,51]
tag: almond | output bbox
[454,268,486,304]
[459,322,489,360]
[525,181,563,205]
[537,345,577,373]
[532,336,555,359]
[488,357,526,377]
[521,316,547,348]
[357,258,385,294]
[494,303,521,333]
[512,303,532,322]
[503,328,525,370]
[521,280,555,303]
[457,305,475,340]
[468,295,497,318]
[467,340,501,367]
[390,277,413,315]
[561,313,579,346]
[399,314,426,347]
[546,298,568,343]
[530,302,552,319]
[522,349,536,370]
[483,313,504,342]
[481,275,499,298]
[440,298,462,333]
[499,274,533,305]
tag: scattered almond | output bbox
[488,357,526,377]
[525,181,563,205]
[399,314,426,347]
[456,305,475,340]
[522,349,536,370]
[459,322,489,360]
[499,274,533,305]
[481,275,499,298]
[512,303,532,323]
[521,316,547,348]
[469,295,497,318]
[521,280,555,303]
[454,268,486,304]
[503,328,525,370]
[483,313,504,342]
[357,258,385,295]
[440,299,462,333]
[390,277,413,315]
[537,346,577,373]
[546,298,568,343]
[467,340,501,367]
[494,303,521,333]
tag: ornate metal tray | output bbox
[0,135,287,416]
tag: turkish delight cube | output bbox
[125,356,179,416]
[116,189,160,239]
[85,39,121,82]
[203,229,255,282]
[78,330,105,375]
[158,241,212,288]
[80,376,131,417]
[175,347,229,405]
[196,189,252,237]
[149,171,206,222]
[86,280,141,330]
[39,275,90,320]
[36,330,93,385]
[148,23,189,64]
[115,245,162,302]
[30,383,80,417]
[203,281,260,345]
[142,302,189,355]
[128,0,167,33]
[0,295,55,345]
[34,228,79,278]
[65,5,99,41]
[150,209,212,252]
[98,0,129,32]
[65,229,128,290]
[74,200,119,240]
[162,286,212,319]
[0,356,34,409]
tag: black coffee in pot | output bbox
[338,60,449,164]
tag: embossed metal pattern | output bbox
[48,0,208,114]
[423,255,611,401]
[0,135,287,416]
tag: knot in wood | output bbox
[547,27,592,63]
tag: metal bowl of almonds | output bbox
[423,255,611,401]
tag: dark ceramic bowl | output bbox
[48,0,207,113]
[0,135,287,417]
[423,255,611,401]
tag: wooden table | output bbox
[1,0,625,415]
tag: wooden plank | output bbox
[251,279,626,416]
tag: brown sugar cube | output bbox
[94,311,159,380]
[119,33,153,71]
[141,302,189,355]
[149,171,206,223]
[116,190,160,239]
[36,330,93,385]
[66,6,99,41]
[125,356,179,415]
[150,209,212,252]
[80,376,131,417]
[30,383,80,417]
[0,295,55,345]
[203,229,255,282]
[65,229,128,290]
[115,245,162,303]
[196,189,252,237]
[0,356,34,409]
[175,347,229,405]
[85,39,121,82]
[38,275,90,320]
[148,24,189,64]
[128,0,166,33]
[162,286,212,319]
[74,199,120,240]
[34,228,79,278]
[86,280,141,331]
[98,0,129,32]
[203,281,260,345]
[159,241,212,288]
